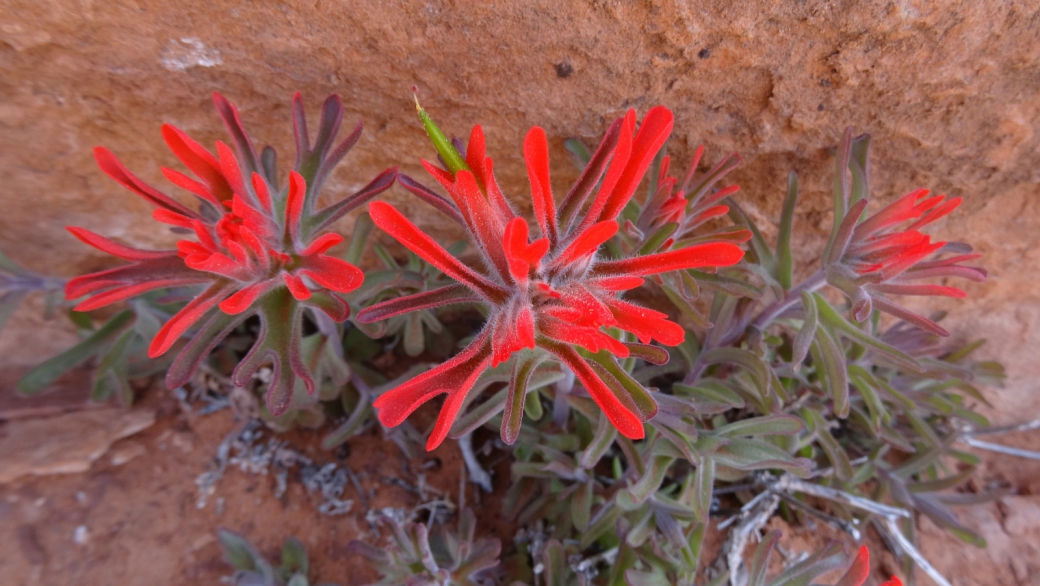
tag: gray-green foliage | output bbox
[219,528,339,586]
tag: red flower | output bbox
[359,106,746,450]
[838,546,903,586]
[635,145,749,247]
[829,189,986,335]
[66,92,396,414]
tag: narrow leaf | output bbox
[19,310,135,394]
[777,172,798,290]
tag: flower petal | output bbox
[607,298,685,346]
[593,242,745,277]
[544,341,644,439]
[283,272,312,300]
[161,124,234,203]
[368,201,508,302]
[67,227,174,261]
[297,254,364,294]
[94,147,199,218]
[523,126,558,244]
[149,282,236,357]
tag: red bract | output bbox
[634,145,751,248]
[359,106,746,450]
[827,189,986,336]
[838,546,902,586]
[822,130,985,336]
[66,93,396,414]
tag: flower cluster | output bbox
[634,144,749,247]
[359,104,745,450]
[66,93,395,414]
[830,188,987,335]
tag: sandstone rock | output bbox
[1002,495,1040,539]
[0,408,156,483]
[919,498,1040,586]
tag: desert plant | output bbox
[62,92,395,414]
[349,507,502,585]
[18,292,177,403]
[219,528,339,586]
[358,101,747,450]
[458,128,998,586]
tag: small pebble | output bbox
[73,525,89,545]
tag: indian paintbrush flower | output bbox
[824,130,986,336]
[358,102,746,450]
[65,92,396,414]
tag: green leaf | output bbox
[344,212,373,265]
[848,370,887,432]
[130,300,163,342]
[699,347,773,406]
[217,529,274,578]
[692,458,714,521]
[502,352,547,444]
[280,536,308,578]
[908,467,974,493]
[18,310,135,395]
[581,503,622,549]
[811,293,921,372]
[714,438,812,477]
[626,456,673,505]
[572,481,594,531]
[68,309,94,331]
[802,408,853,481]
[749,530,781,586]
[776,172,799,290]
[564,137,592,170]
[728,200,776,272]
[403,313,424,357]
[660,281,712,329]
[812,324,850,419]
[322,390,372,449]
[91,329,135,404]
[587,351,657,420]
[580,412,618,469]
[688,268,763,298]
[766,540,847,586]
[715,415,804,438]
[674,380,745,414]
[415,97,468,175]
[542,540,568,586]
[848,133,871,207]
[791,290,818,366]
[824,128,854,264]
[637,222,679,256]
[372,243,399,270]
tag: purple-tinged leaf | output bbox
[501,352,547,444]
[358,284,479,323]
[803,407,853,481]
[715,415,804,438]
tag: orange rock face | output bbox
[1,2,1037,428]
